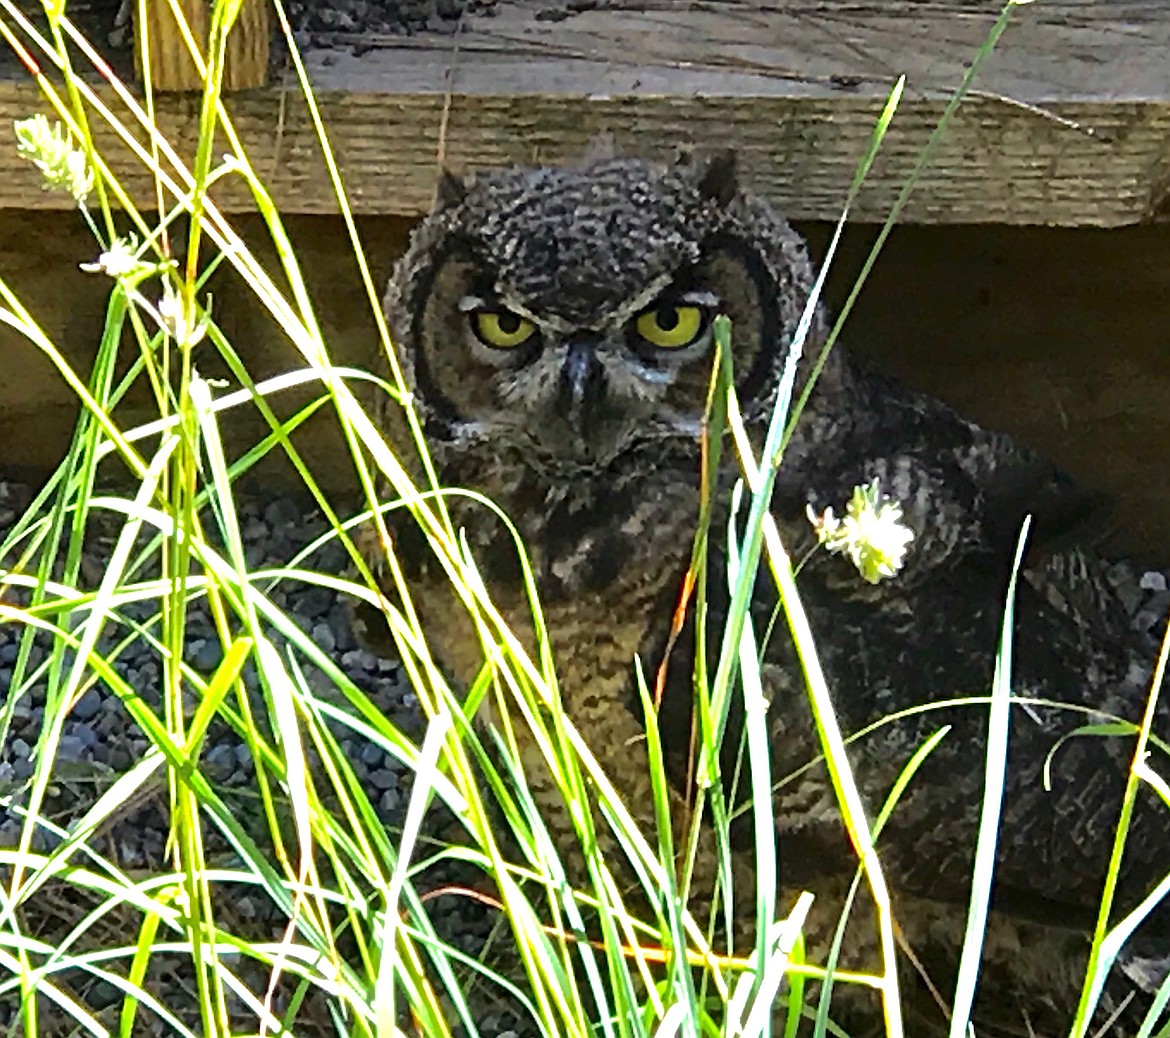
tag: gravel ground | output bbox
[286,0,499,40]
[0,483,514,1036]
[279,0,1011,47]
[283,0,618,46]
[0,478,1166,1034]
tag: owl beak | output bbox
[561,343,604,440]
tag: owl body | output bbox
[368,153,1166,1034]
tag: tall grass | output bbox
[0,0,1164,1036]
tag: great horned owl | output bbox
[362,152,1167,1034]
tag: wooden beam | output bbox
[6,1,1169,224]
[134,0,269,91]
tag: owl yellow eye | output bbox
[472,309,536,349]
[634,304,705,349]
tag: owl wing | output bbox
[952,425,1114,561]
[756,549,1167,937]
[861,368,1111,563]
[781,363,1113,593]
[650,512,1165,939]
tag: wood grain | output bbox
[133,0,268,91]
[5,1,1169,223]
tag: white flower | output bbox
[158,281,209,348]
[80,234,152,280]
[807,479,915,584]
[14,114,93,203]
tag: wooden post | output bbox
[135,0,269,92]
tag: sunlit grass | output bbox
[0,0,1162,1036]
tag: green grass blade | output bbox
[1072,595,1170,1035]
[948,519,1030,1036]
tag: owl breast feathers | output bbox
[365,150,1166,1034]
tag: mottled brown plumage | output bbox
[362,152,1167,1035]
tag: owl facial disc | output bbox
[384,152,824,479]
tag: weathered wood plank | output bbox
[301,0,1170,102]
[3,1,1168,223]
[134,0,269,91]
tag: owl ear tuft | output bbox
[693,149,739,207]
[432,168,468,211]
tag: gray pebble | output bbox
[392,711,424,738]
[96,710,122,737]
[242,517,267,543]
[263,498,301,530]
[1140,571,1169,593]
[360,742,383,766]
[10,737,30,760]
[1135,591,1170,632]
[191,638,222,672]
[298,585,335,619]
[318,5,357,29]
[205,742,236,780]
[86,979,122,1009]
[1127,661,1153,687]
[314,539,347,573]
[72,687,103,721]
[297,664,332,698]
[68,724,98,751]
[106,745,132,770]
[342,648,378,672]
[379,788,401,814]
[311,622,336,654]
[328,607,355,652]
[373,677,401,700]
[1137,614,1167,637]
[56,734,88,762]
[186,609,215,637]
[1113,576,1145,616]
[136,660,160,685]
[369,768,398,791]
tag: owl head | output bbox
[383,152,829,481]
